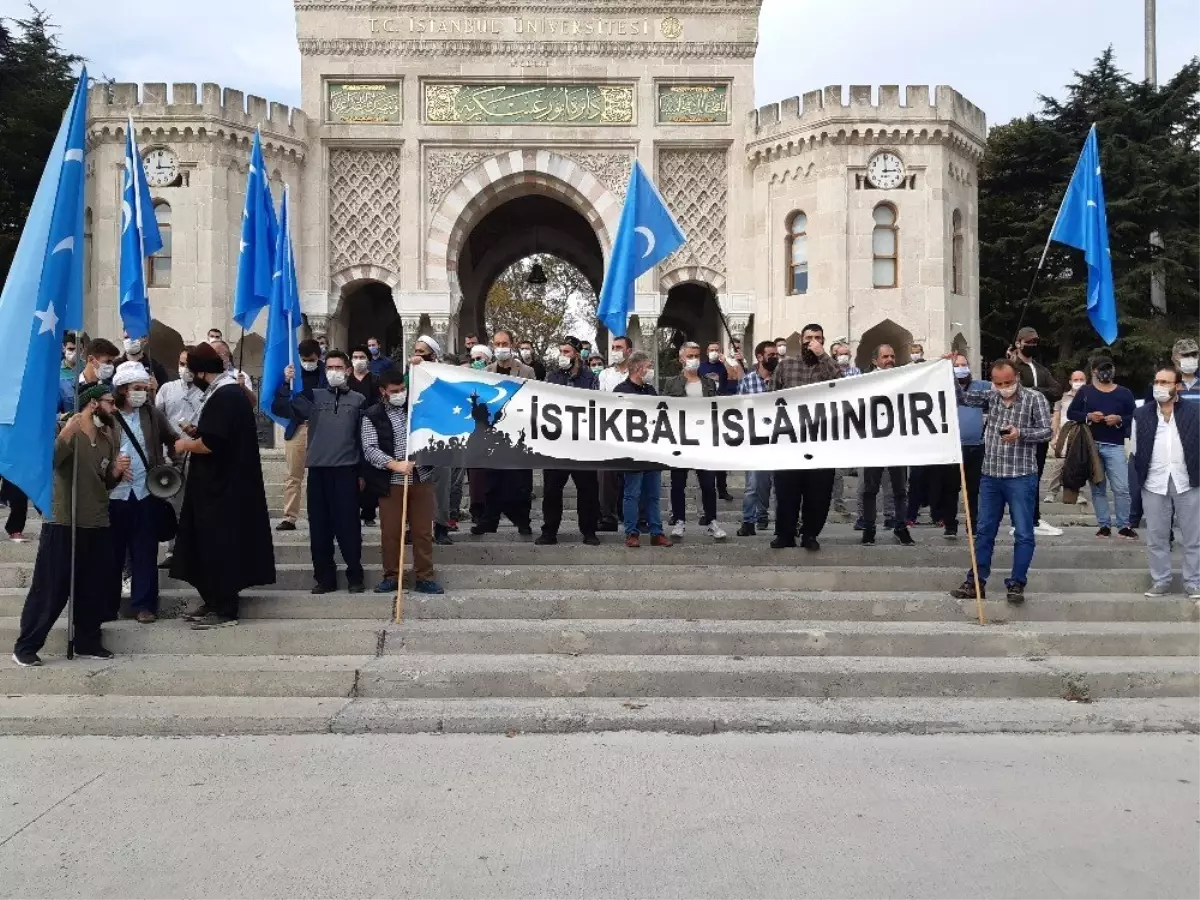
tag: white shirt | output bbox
[1133,405,1191,496]
[598,366,628,393]
[684,379,704,397]
[155,379,204,434]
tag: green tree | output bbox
[978,48,1199,390]
[484,254,594,358]
[0,6,82,283]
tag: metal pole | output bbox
[66,340,84,659]
[1145,0,1158,88]
[1146,0,1167,316]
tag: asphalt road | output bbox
[0,733,1196,899]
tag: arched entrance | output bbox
[340,279,402,355]
[857,318,915,371]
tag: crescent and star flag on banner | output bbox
[260,184,303,428]
[409,361,963,472]
[1047,124,1118,346]
[118,116,163,341]
[596,159,686,339]
[0,69,89,512]
[232,129,278,331]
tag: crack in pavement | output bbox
[0,771,105,851]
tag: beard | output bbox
[94,410,115,428]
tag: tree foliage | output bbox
[0,5,82,283]
[484,254,596,358]
[979,48,1199,389]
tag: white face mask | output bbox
[836,354,851,366]
[64,349,76,364]
[97,362,115,381]
[301,360,319,372]
[352,358,369,372]
[1180,357,1199,375]
[707,351,719,363]
[326,370,347,388]
[684,358,701,371]
[557,355,573,369]
[610,350,625,365]
[1152,386,1173,404]
[776,345,787,357]
[953,366,972,379]
[1070,380,1085,391]
[643,368,655,381]
[178,367,193,384]
[388,392,407,407]
[494,346,513,361]
[520,349,533,362]
[996,384,1018,399]
[127,390,148,408]
[123,338,143,356]
[911,353,923,362]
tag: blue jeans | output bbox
[1092,442,1130,529]
[623,470,663,537]
[742,471,773,524]
[969,472,1037,587]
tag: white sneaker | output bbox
[1034,519,1064,537]
[1042,494,1055,504]
[670,521,686,539]
[1076,496,1090,506]
[707,522,728,540]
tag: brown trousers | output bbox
[282,423,307,523]
[378,480,435,582]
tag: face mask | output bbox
[368,346,380,357]
[178,367,194,384]
[494,347,512,361]
[580,349,590,360]
[1180,357,1199,375]
[1021,344,1038,359]
[763,357,779,373]
[836,354,851,366]
[352,359,369,372]
[643,368,655,381]
[776,345,787,357]
[684,358,701,371]
[1152,386,1173,404]
[558,355,573,369]
[610,350,625,365]
[97,362,115,381]
[910,353,923,362]
[326,370,347,388]
[708,351,719,363]
[1070,380,1085,391]
[520,349,533,362]
[591,365,603,374]
[388,392,407,407]
[996,384,1018,399]
[301,360,319,372]
[124,339,143,356]
[1096,369,1114,384]
[127,390,148,408]
[64,349,76,364]
[953,366,972,380]
[467,359,484,370]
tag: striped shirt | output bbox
[738,370,772,395]
[361,405,431,486]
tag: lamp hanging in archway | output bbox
[526,226,548,285]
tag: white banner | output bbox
[409,360,963,471]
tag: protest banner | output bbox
[409,360,964,471]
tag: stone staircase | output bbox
[0,452,1195,735]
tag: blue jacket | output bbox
[273,366,328,441]
[368,356,395,377]
[956,379,989,446]
[545,364,598,390]
[1133,399,1198,490]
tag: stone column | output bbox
[401,316,423,364]
[430,317,450,359]
[307,314,329,342]
[726,315,750,355]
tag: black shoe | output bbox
[275,520,296,532]
[1117,527,1139,541]
[756,517,770,529]
[157,554,173,569]
[190,614,238,630]
[1096,526,1112,538]
[181,604,209,622]
[362,518,377,527]
[883,517,897,529]
[469,525,495,536]
[75,645,114,660]
[668,515,680,526]
[534,534,558,546]
[893,525,915,546]
[860,528,876,545]
[1005,582,1026,604]
[800,537,821,552]
[517,525,533,537]
[737,523,756,537]
[950,580,985,600]
[11,650,42,667]
[943,527,958,539]
[718,493,735,503]
[770,537,796,549]
[581,535,600,546]
[434,532,454,546]
[310,583,336,595]
[348,581,365,594]
[597,519,619,533]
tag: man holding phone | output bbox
[1066,356,1137,539]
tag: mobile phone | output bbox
[1001,425,1015,435]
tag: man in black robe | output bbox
[170,342,275,628]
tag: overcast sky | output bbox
[2,0,1196,128]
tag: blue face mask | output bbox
[580,348,591,360]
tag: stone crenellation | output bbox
[87,82,309,145]
[748,85,987,141]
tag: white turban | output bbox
[113,361,151,388]
[470,345,493,360]
[415,335,441,359]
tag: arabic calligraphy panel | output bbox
[327,82,402,124]
[657,84,730,125]
[423,83,635,126]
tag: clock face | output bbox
[866,151,905,190]
[143,147,179,187]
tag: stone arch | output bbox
[330,264,400,304]
[659,265,727,295]
[951,331,970,357]
[426,150,622,301]
[856,318,914,371]
[147,319,184,370]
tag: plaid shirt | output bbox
[738,369,772,395]
[771,353,842,390]
[958,383,1052,478]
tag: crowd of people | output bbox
[7,324,1199,667]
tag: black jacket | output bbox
[1014,357,1063,405]
[662,374,717,398]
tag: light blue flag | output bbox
[0,70,89,512]
[233,129,278,331]
[261,184,302,428]
[596,160,686,338]
[1049,124,1118,345]
[119,116,163,340]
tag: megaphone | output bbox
[147,464,183,500]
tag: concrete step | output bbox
[0,695,1194,736]
[2,653,1192,699]
[10,618,1195,658]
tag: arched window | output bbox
[872,203,898,288]
[951,209,964,295]
[786,211,808,295]
[83,207,93,293]
[148,201,171,287]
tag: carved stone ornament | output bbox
[560,151,632,200]
[328,148,403,276]
[658,148,728,275]
[426,148,500,209]
[307,314,330,336]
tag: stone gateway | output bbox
[81,0,986,375]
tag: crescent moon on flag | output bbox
[634,226,656,259]
[488,386,509,404]
[121,200,132,232]
[52,237,74,254]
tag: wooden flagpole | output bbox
[959,461,987,626]
[393,475,412,625]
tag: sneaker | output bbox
[624,535,641,548]
[1096,526,1112,538]
[1077,496,1090,506]
[800,537,821,552]
[469,525,495,536]
[670,521,686,539]
[581,535,601,546]
[433,530,454,546]
[950,580,985,600]
[1187,586,1200,600]
[275,520,296,532]
[1005,582,1026,604]
[190,614,237,630]
[181,604,209,622]
[1035,520,1064,537]
[1117,527,1139,541]
[374,577,398,594]
[447,519,459,532]
[1042,494,1055,504]
[718,493,735,503]
[135,610,157,624]
[1143,583,1171,597]
[736,523,756,537]
[75,645,115,660]
[310,583,336,595]
[651,534,673,548]
[11,650,42,667]
[893,525,915,546]
[707,522,728,540]
[7,532,28,543]
[534,534,558,546]
[414,580,445,595]
[853,517,866,531]
[770,537,796,549]
[596,519,619,533]
[860,528,876,545]
[347,582,365,594]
